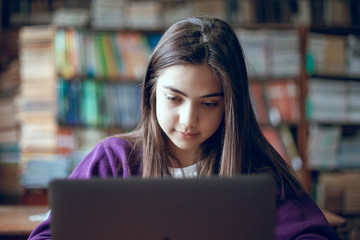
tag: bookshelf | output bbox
[15,26,163,190]
[236,25,305,178]
[304,26,360,219]
[0,0,360,212]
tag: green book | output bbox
[81,80,98,126]
[94,34,108,78]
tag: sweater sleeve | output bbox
[27,137,136,240]
[276,191,341,240]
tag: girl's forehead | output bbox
[156,64,222,91]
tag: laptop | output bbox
[49,174,276,240]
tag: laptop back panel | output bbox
[50,175,276,240]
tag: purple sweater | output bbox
[28,137,341,240]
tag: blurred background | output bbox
[0,0,360,239]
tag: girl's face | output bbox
[155,63,224,166]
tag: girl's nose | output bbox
[179,103,198,128]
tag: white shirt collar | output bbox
[170,162,200,178]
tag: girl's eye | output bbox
[202,102,218,108]
[166,95,181,102]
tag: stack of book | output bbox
[348,81,360,122]
[308,124,360,170]
[162,2,194,26]
[17,26,68,189]
[307,124,342,169]
[306,79,347,122]
[323,0,351,26]
[267,30,301,77]
[91,0,162,29]
[236,28,300,77]
[236,28,268,77]
[346,34,360,77]
[307,78,360,123]
[0,61,20,153]
[126,1,162,29]
[52,8,90,27]
[316,171,360,215]
[0,96,20,166]
[337,131,360,168]
[292,0,311,24]
[91,0,127,29]
[0,60,21,202]
[192,0,226,21]
[307,33,346,76]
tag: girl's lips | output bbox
[177,131,199,139]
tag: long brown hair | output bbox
[123,16,303,198]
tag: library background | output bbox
[0,0,360,239]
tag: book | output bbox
[316,171,360,214]
[337,129,360,168]
[265,80,299,124]
[94,33,108,78]
[307,124,342,169]
[66,79,81,126]
[346,34,360,77]
[18,25,61,189]
[101,34,118,79]
[0,162,21,196]
[306,78,348,123]
[84,33,97,77]
[236,28,300,78]
[279,125,302,171]
[91,0,127,29]
[323,0,351,26]
[126,1,163,29]
[116,32,149,80]
[235,28,268,77]
[267,29,301,77]
[81,80,98,126]
[238,0,257,23]
[0,60,20,93]
[307,33,346,76]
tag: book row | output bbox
[236,28,301,78]
[54,28,161,80]
[57,78,142,129]
[308,124,360,170]
[316,171,360,215]
[306,78,360,123]
[5,0,360,29]
[249,80,300,125]
[307,33,360,77]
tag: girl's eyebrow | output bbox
[162,86,224,98]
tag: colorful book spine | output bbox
[54,28,160,81]
[57,78,141,129]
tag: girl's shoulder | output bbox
[101,135,138,151]
[276,191,341,240]
[68,135,142,179]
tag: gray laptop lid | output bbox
[49,174,276,240]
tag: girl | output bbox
[29,17,340,240]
